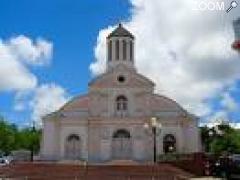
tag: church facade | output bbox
[41,24,201,162]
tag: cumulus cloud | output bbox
[0,35,53,91]
[209,110,229,122]
[200,111,240,129]
[0,35,70,124]
[90,0,240,117]
[30,83,70,121]
[220,92,238,112]
[14,91,30,111]
[14,83,70,124]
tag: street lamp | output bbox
[168,146,174,153]
[31,120,36,162]
[144,117,162,163]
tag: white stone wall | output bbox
[184,120,202,153]
[41,116,201,162]
[41,118,60,160]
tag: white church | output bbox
[41,24,201,163]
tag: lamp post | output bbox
[31,120,36,162]
[144,117,162,163]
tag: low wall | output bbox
[159,153,205,176]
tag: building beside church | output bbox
[232,17,240,52]
[41,24,201,162]
[233,17,240,39]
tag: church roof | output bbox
[107,23,134,39]
[150,94,187,114]
[60,95,89,111]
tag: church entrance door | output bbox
[163,134,176,153]
[112,129,132,159]
[65,134,81,160]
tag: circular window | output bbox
[117,75,126,83]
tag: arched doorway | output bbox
[112,129,132,159]
[65,134,81,160]
[163,134,176,153]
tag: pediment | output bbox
[89,69,155,89]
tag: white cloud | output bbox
[30,83,70,122]
[220,92,238,112]
[229,123,240,129]
[14,91,30,111]
[0,35,70,124]
[209,110,229,122]
[0,35,52,91]
[90,0,240,117]
[8,36,52,65]
[200,121,240,129]
[200,110,229,127]
[89,27,114,75]
[200,115,240,129]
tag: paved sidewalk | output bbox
[190,177,223,180]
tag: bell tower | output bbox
[106,23,135,71]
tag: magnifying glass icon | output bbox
[226,1,238,13]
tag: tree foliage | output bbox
[201,122,240,155]
[0,116,41,155]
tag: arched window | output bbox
[108,40,112,61]
[122,40,127,60]
[163,134,176,153]
[130,41,133,61]
[113,129,131,138]
[116,95,128,111]
[67,134,80,141]
[116,40,120,60]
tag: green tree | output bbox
[0,116,41,155]
[201,122,240,155]
[0,118,16,154]
[201,126,210,152]
[210,126,240,154]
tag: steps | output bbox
[0,162,194,180]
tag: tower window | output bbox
[116,95,128,111]
[130,41,133,61]
[122,40,127,60]
[108,40,112,61]
[116,40,120,60]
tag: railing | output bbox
[158,153,195,162]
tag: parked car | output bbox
[207,154,240,179]
[228,154,240,179]
[0,158,9,166]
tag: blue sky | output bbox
[0,0,131,125]
[0,0,240,127]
